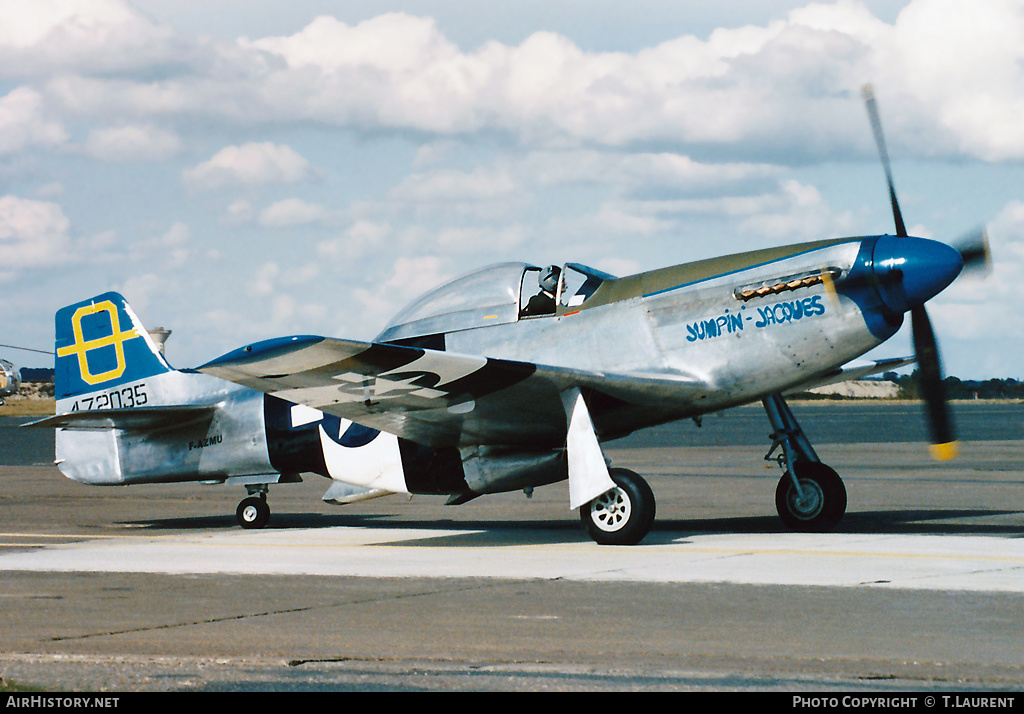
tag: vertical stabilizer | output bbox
[47,292,275,485]
[55,292,172,401]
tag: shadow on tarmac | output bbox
[124,506,1024,548]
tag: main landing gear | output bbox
[236,485,271,529]
[763,394,847,532]
[580,467,656,545]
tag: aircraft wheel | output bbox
[580,468,656,545]
[775,461,846,533]
[236,496,270,529]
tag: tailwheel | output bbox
[775,461,846,533]
[236,495,271,529]
[580,468,656,545]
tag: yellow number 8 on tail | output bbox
[56,301,140,386]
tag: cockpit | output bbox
[375,262,615,344]
[517,263,612,317]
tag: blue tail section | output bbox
[55,292,172,400]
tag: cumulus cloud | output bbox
[0,195,72,269]
[877,0,1024,161]
[0,86,67,154]
[257,198,334,227]
[546,203,676,248]
[382,149,781,228]
[0,0,180,78]
[146,222,194,269]
[387,165,527,219]
[520,149,781,198]
[116,271,178,321]
[436,225,527,252]
[10,1,1023,162]
[82,123,182,161]
[183,142,315,190]
[246,13,458,75]
[221,199,255,224]
[247,260,321,297]
[351,255,452,331]
[738,179,857,240]
[226,2,1024,159]
[96,221,199,271]
[317,220,393,259]
[32,182,66,199]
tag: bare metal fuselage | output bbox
[433,238,894,439]
[55,371,268,485]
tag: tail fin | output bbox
[43,293,272,486]
[55,292,172,401]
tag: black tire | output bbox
[580,468,656,545]
[775,461,846,532]
[236,496,270,529]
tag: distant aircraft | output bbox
[0,358,21,404]
[26,86,989,544]
[3,341,57,405]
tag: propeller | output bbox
[861,84,982,461]
[951,225,992,276]
[862,85,908,239]
[909,303,956,459]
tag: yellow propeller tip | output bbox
[930,442,959,461]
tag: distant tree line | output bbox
[884,371,1024,400]
[20,368,54,382]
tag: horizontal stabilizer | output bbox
[23,405,217,431]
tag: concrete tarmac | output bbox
[1,404,1024,691]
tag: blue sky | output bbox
[2,0,1023,380]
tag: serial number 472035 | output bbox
[70,383,148,411]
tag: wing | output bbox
[198,336,707,448]
[784,356,914,394]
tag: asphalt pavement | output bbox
[1,402,1023,692]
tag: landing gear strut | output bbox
[580,468,656,545]
[763,394,846,532]
[236,485,271,529]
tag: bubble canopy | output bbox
[374,262,614,343]
[375,262,534,343]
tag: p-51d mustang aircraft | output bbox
[27,87,988,544]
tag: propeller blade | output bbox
[862,85,966,461]
[952,226,992,276]
[862,84,908,238]
[910,305,958,460]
